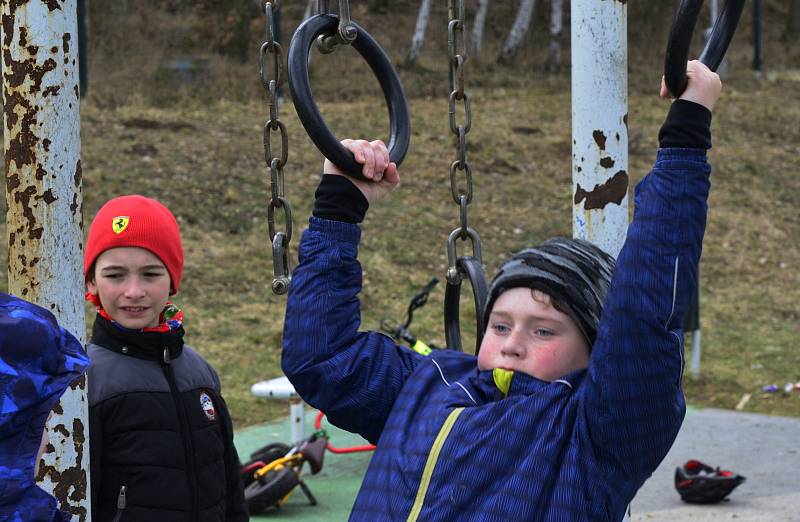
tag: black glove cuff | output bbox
[658,99,713,150]
[312,174,369,223]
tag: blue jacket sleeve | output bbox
[583,148,710,478]
[281,217,425,443]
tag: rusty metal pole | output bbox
[2,1,88,520]
[570,0,629,258]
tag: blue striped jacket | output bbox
[283,148,710,521]
[0,294,89,522]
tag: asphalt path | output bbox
[239,405,799,521]
[631,408,800,521]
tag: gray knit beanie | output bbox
[483,238,616,348]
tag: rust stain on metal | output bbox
[71,161,82,215]
[42,138,51,151]
[46,0,63,11]
[43,85,60,97]
[74,159,82,187]
[53,423,70,438]
[38,189,57,204]
[52,418,87,502]
[574,170,629,210]
[16,25,28,47]
[39,419,89,520]
[592,130,607,151]
[623,113,628,128]
[7,173,21,191]
[36,166,47,180]
[600,157,615,168]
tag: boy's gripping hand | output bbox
[660,60,722,112]
[324,139,399,205]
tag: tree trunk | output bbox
[405,0,432,67]
[545,0,563,72]
[498,0,537,65]
[788,0,800,38]
[471,0,490,58]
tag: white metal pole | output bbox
[2,2,88,520]
[571,0,629,258]
[290,399,306,444]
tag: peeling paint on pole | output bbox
[2,1,88,520]
[571,0,629,258]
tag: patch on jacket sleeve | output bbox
[199,391,217,421]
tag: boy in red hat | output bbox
[84,195,248,522]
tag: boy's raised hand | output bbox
[324,139,399,205]
[660,60,722,112]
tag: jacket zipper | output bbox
[406,407,464,522]
[111,485,126,522]
[161,347,199,521]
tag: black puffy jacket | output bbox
[88,315,248,522]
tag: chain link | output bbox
[260,1,292,295]
[446,0,482,284]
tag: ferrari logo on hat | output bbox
[200,391,216,421]
[112,216,130,234]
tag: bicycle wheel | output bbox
[249,442,291,463]
[245,467,300,514]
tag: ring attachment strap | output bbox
[288,14,411,180]
[664,0,746,97]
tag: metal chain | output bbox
[259,0,293,295]
[446,0,482,284]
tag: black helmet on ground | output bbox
[675,459,746,504]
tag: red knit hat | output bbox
[84,195,183,294]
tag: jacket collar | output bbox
[90,314,184,362]
[470,366,587,401]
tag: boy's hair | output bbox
[484,238,615,348]
[84,195,184,294]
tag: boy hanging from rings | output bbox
[282,60,722,521]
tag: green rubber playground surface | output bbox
[235,410,372,521]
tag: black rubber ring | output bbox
[664,0,745,98]
[444,256,488,355]
[288,14,411,180]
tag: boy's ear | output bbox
[86,278,98,296]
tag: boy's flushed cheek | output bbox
[528,344,562,370]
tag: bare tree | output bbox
[471,0,490,58]
[405,0,433,67]
[545,0,563,72]
[789,0,800,38]
[498,0,537,65]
